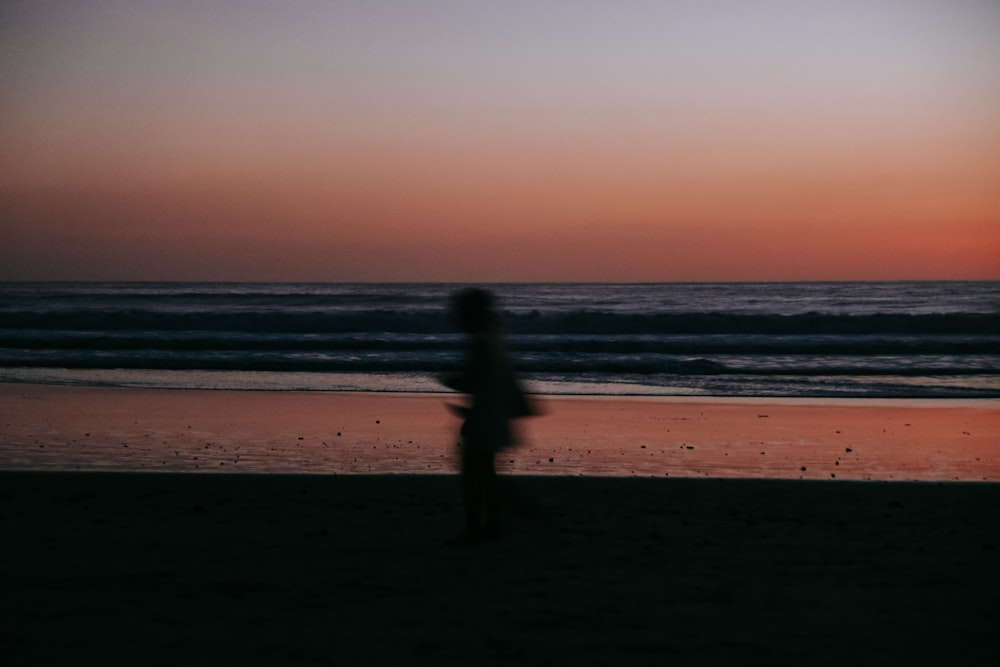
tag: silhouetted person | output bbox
[440,288,531,545]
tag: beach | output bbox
[5,0,1000,661]
[2,384,999,665]
[2,384,998,480]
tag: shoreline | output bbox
[3,367,998,401]
[8,376,1000,405]
[2,382,997,481]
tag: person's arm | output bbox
[439,372,469,393]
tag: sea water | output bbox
[1,281,998,399]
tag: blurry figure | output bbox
[440,288,533,544]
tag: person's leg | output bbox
[483,453,500,537]
[462,447,482,538]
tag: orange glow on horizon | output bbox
[2,2,998,282]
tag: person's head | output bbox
[450,288,497,333]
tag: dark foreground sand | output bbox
[2,472,997,666]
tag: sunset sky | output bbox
[2,1,998,282]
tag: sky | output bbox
[2,0,999,282]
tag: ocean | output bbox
[1,281,998,399]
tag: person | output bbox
[440,288,532,544]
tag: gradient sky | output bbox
[2,1,998,281]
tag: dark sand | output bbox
[2,472,997,666]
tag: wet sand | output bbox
[2,384,997,480]
[1,384,998,664]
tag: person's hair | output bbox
[451,288,496,332]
